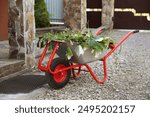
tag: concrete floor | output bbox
[0,40,25,78]
[0,71,46,100]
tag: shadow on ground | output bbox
[0,75,46,94]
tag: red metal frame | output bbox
[95,28,103,36]
[38,30,138,84]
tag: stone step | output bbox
[0,60,25,78]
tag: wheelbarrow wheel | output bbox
[45,58,71,89]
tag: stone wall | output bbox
[101,0,115,29]
[63,0,87,31]
[8,0,25,59]
[23,0,35,68]
[7,0,36,69]
[81,0,87,32]
[8,0,21,58]
[8,0,35,68]
[63,0,114,31]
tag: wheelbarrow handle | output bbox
[95,27,106,36]
[133,30,139,33]
[104,30,139,59]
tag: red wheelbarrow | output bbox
[38,30,139,89]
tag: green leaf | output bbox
[66,47,73,60]
[48,45,53,53]
[39,29,115,60]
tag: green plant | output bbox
[40,29,115,59]
[34,0,50,28]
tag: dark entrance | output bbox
[87,0,102,28]
[114,0,150,29]
[87,0,150,29]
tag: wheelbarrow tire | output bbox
[45,58,71,89]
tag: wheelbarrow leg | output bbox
[71,64,82,78]
[38,41,60,73]
[84,58,108,83]
[88,30,139,83]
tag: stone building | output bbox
[7,0,35,68]
[64,0,114,31]
[6,0,114,68]
[101,0,114,29]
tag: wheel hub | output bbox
[54,64,67,83]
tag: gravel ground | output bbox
[31,30,150,100]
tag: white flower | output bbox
[91,49,94,53]
[67,55,72,60]
[95,37,104,42]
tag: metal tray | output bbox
[54,42,107,64]
[67,43,107,64]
